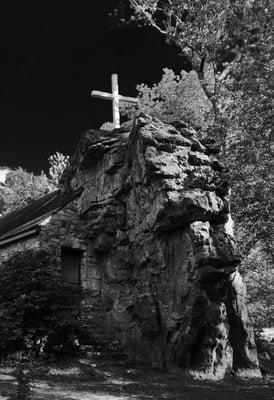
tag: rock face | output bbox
[63,115,260,379]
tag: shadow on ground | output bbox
[0,347,273,400]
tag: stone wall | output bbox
[0,236,40,266]
[40,200,101,294]
[0,200,92,292]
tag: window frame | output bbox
[61,246,82,285]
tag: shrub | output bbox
[0,249,83,359]
[120,68,214,128]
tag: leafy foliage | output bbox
[48,152,70,186]
[0,168,52,214]
[0,152,70,215]
[0,250,82,359]
[117,1,272,76]
[241,246,274,329]
[120,68,213,127]
[100,121,116,131]
[227,53,273,256]
[209,16,274,256]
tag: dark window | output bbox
[61,247,82,285]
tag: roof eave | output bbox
[0,226,40,248]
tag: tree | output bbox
[0,152,70,215]
[116,1,271,82]
[0,168,52,214]
[48,152,70,186]
[215,18,273,257]
[120,67,214,127]
[241,245,274,329]
[0,249,82,358]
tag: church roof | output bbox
[0,189,82,246]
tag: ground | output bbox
[0,345,273,400]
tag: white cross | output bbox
[91,74,138,129]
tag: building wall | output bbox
[0,199,101,298]
[40,200,101,294]
[0,236,40,266]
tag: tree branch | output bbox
[130,1,202,61]
[218,52,242,82]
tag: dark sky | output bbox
[0,2,184,174]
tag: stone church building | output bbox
[0,188,102,295]
[0,116,261,380]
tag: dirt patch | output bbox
[0,347,273,400]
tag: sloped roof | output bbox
[0,189,82,246]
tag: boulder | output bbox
[63,116,260,379]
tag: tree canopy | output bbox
[0,152,70,215]
[0,168,52,214]
[117,1,272,79]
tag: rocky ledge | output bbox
[62,115,261,380]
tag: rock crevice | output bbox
[63,115,260,379]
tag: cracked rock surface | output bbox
[62,116,260,380]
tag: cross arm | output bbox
[91,90,139,104]
[91,90,114,100]
[119,95,139,104]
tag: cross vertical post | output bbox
[111,74,120,128]
[91,74,138,130]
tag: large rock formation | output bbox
[63,116,260,380]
